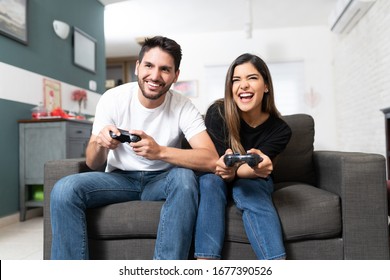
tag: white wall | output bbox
[165,26,337,150]
[0,62,100,117]
[333,0,390,158]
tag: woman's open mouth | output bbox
[239,92,254,101]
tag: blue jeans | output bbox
[50,167,198,260]
[194,173,286,260]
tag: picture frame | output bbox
[73,27,96,73]
[0,0,28,44]
[172,80,198,98]
[43,78,62,112]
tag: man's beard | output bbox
[138,78,170,100]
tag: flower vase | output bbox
[77,101,85,120]
[78,101,82,116]
[72,89,87,120]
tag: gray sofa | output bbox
[43,114,390,259]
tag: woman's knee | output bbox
[233,178,272,198]
[199,173,227,196]
[232,179,275,211]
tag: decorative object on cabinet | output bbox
[19,118,92,221]
[71,89,87,117]
[43,78,61,113]
[31,102,48,119]
[0,0,28,44]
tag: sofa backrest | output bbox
[182,113,316,186]
[272,114,316,186]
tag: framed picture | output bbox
[73,27,96,73]
[43,78,61,112]
[172,80,198,98]
[0,0,28,44]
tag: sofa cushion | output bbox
[224,183,341,243]
[273,114,316,186]
[87,201,162,239]
[88,183,341,245]
[273,183,341,241]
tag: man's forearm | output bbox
[159,146,218,172]
[86,140,109,170]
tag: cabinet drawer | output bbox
[68,139,89,158]
[68,124,91,139]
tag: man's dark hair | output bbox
[138,36,182,71]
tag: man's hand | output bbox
[86,125,123,170]
[128,130,162,160]
[96,125,122,150]
[215,149,236,182]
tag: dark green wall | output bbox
[0,101,32,217]
[0,0,105,218]
[0,0,105,92]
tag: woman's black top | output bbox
[205,102,292,160]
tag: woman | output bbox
[195,53,292,260]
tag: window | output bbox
[204,61,305,115]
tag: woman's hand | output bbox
[247,148,273,178]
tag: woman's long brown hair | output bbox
[221,53,281,154]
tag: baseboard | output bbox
[26,208,43,220]
[0,213,19,228]
[0,208,43,228]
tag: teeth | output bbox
[148,81,160,87]
[239,93,253,98]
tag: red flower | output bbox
[71,89,87,102]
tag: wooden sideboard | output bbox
[18,118,92,221]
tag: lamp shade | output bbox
[53,20,70,39]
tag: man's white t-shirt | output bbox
[92,82,206,172]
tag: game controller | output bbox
[110,128,141,143]
[224,153,263,167]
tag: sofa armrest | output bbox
[43,158,91,260]
[44,158,91,191]
[313,151,389,259]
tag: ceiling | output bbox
[99,0,339,58]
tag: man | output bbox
[50,36,218,260]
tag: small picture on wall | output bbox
[0,0,28,44]
[172,80,198,98]
[43,78,61,112]
[73,27,97,73]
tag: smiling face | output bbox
[136,47,180,108]
[231,62,268,116]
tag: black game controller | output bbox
[224,153,263,167]
[110,128,141,143]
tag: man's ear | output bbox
[173,69,180,83]
[134,60,140,75]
